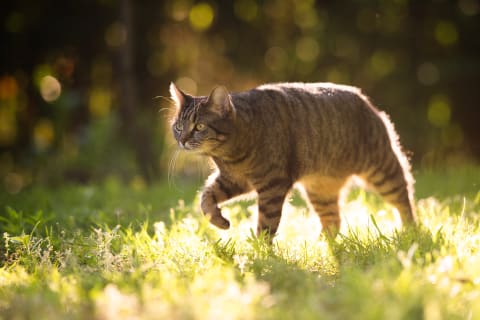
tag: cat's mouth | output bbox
[179,140,221,154]
[179,141,194,150]
[179,141,204,152]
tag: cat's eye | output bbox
[175,122,183,131]
[195,123,206,131]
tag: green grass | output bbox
[1,166,480,319]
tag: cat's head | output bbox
[169,83,236,153]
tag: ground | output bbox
[0,165,479,319]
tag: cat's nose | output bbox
[179,136,188,149]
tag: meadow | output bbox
[1,165,479,319]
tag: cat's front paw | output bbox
[207,212,230,229]
[202,206,230,229]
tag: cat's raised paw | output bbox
[206,213,230,229]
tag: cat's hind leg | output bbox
[302,176,348,238]
[363,154,417,226]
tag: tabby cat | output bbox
[169,82,416,239]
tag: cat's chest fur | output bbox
[212,156,258,184]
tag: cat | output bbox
[169,82,416,240]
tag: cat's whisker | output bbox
[158,107,170,114]
[168,149,180,189]
[153,95,176,104]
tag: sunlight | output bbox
[188,270,272,320]
[95,284,140,319]
[342,199,403,237]
[2,0,479,317]
[0,266,30,287]
[216,190,403,245]
[2,176,480,319]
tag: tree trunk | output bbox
[118,0,159,183]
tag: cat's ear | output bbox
[169,82,191,110]
[206,86,235,118]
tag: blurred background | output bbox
[1,0,479,194]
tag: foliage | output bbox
[1,167,480,319]
[1,0,479,188]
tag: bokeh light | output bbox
[89,88,112,118]
[0,75,18,100]
[369,51,396,78]
[0,0,478,184]
[294,2,320,30]
[295,36,321,62]
[435,21,458,46]
[105,22,127,47]
[417,62,440,86]
[33,118,55,151]
[176,77,197,95]
[427,95,451,128]
[458,0,480,16]
[0,76,18,146]
[170,0,192,21]
[4,172,24,194]
[189,3,214,31]
[40,75,62,102]
[264,46,288,72]
[0,108,17,146]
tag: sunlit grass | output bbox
[1,167,480,319]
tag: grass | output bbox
[1,165,480,319]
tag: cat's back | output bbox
[257,82,361,96]
[258,82,363,100]
[229,82,391,176]
[233,82,370,114]
[231,82,379,131]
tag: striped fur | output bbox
[170,82,416,239]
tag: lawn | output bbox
[1,166,480,319]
